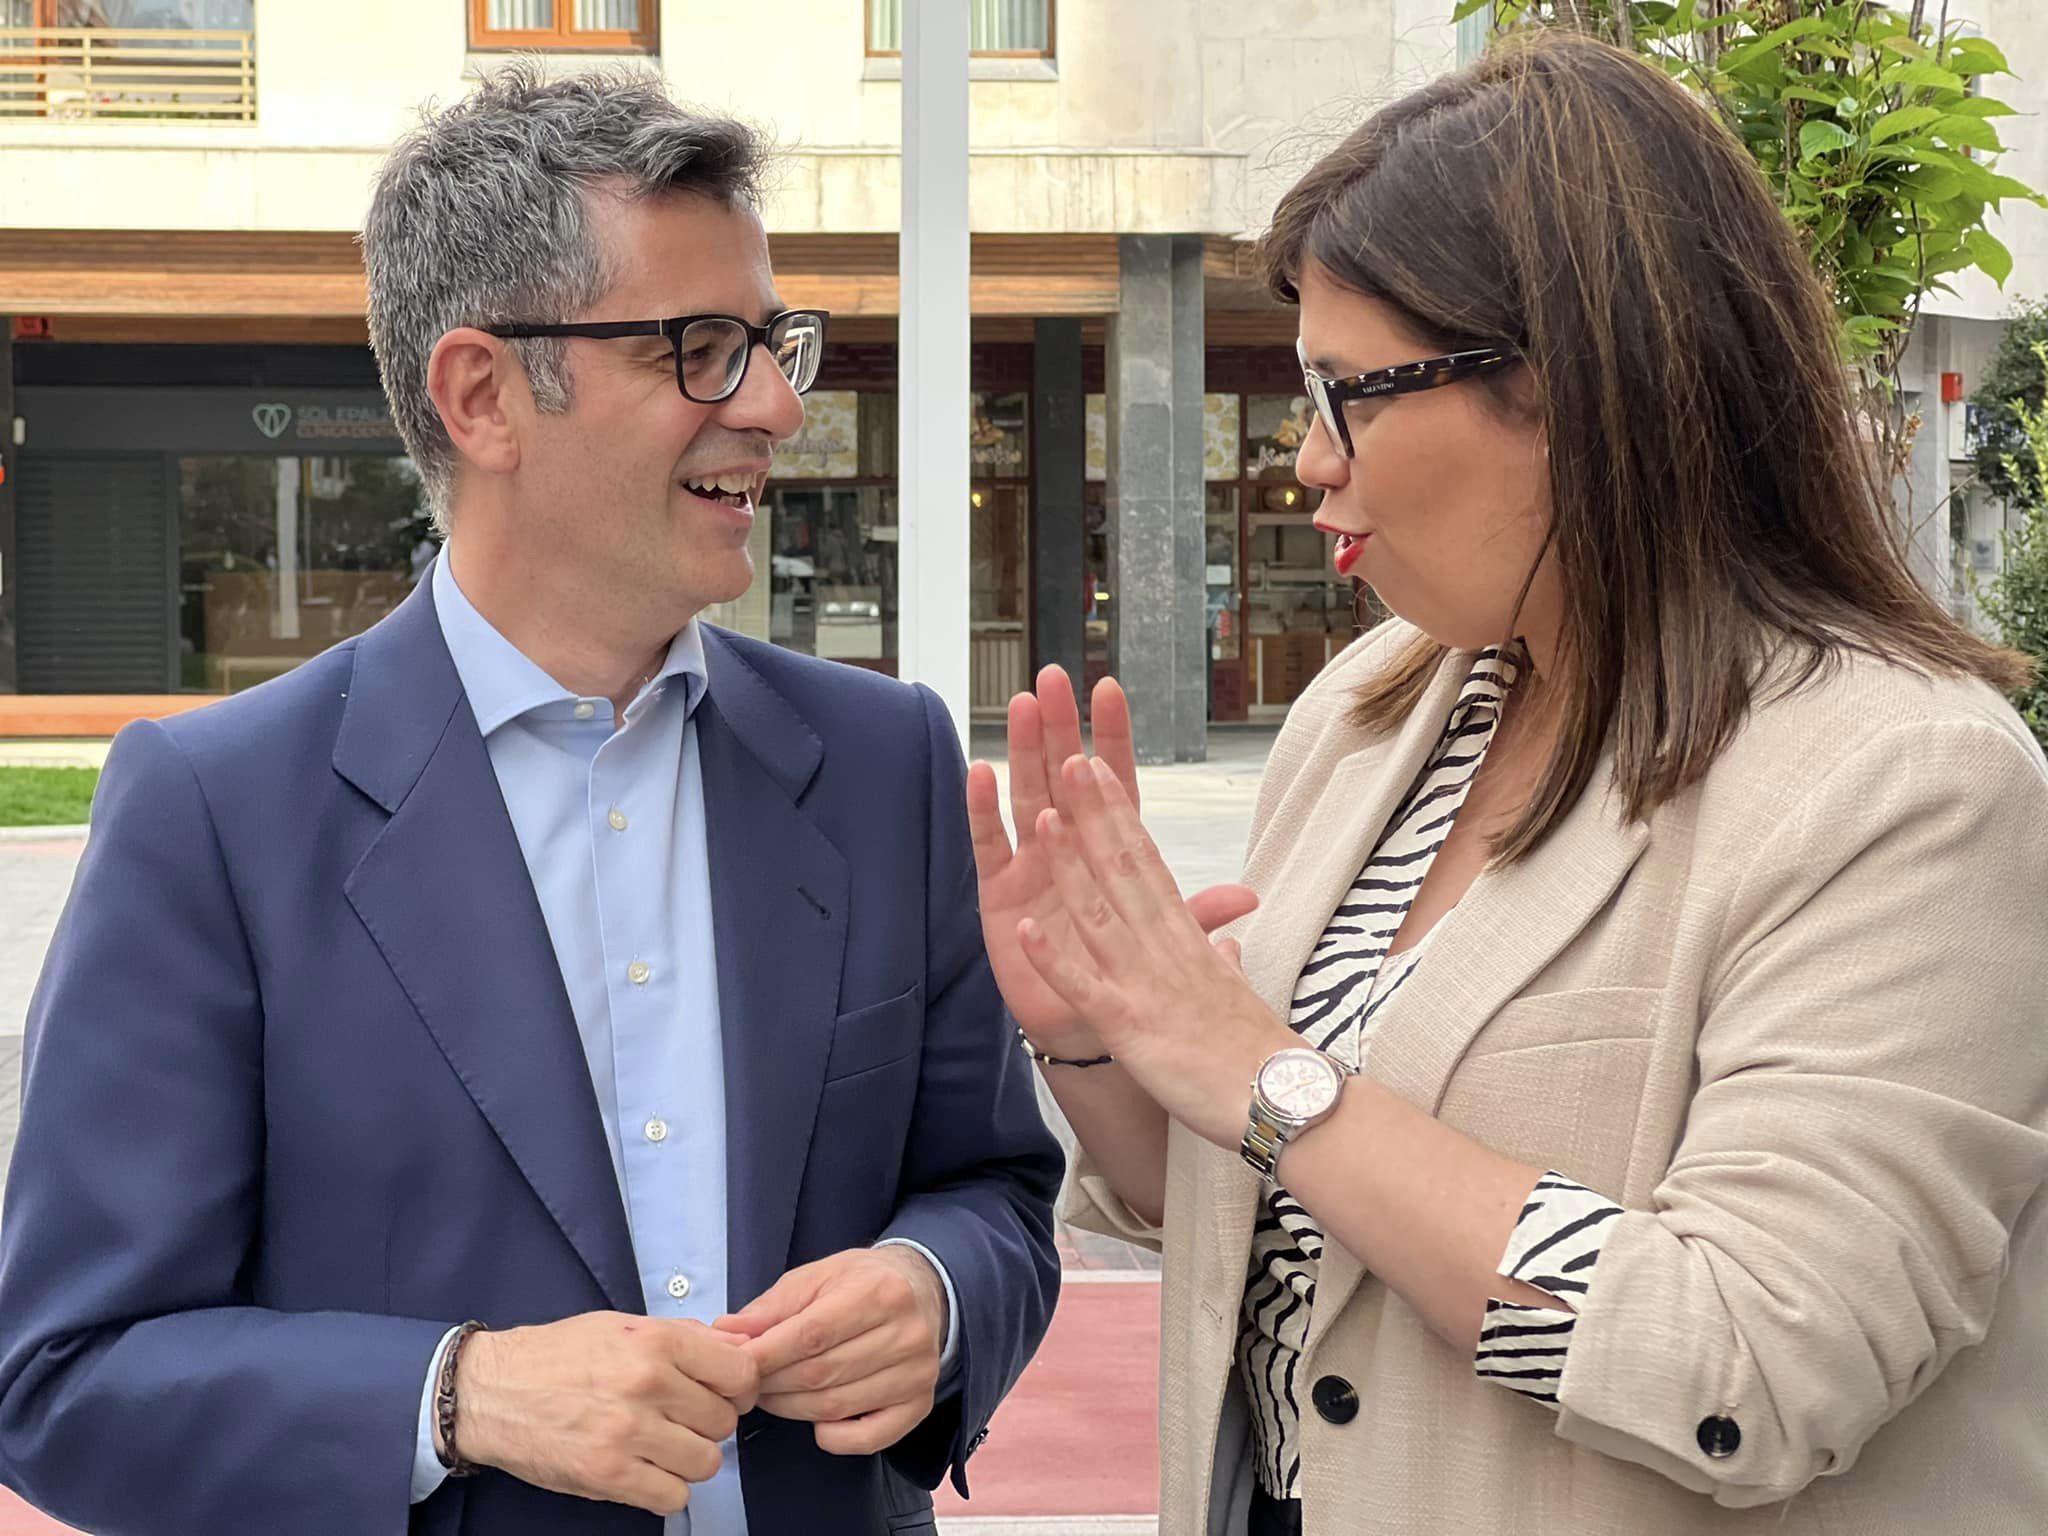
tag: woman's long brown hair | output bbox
[1260,31,2030,861]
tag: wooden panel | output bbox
[0,230,367,318]
[30,314,372,345]
[0,230,1126,319]
[1203,236,1260,282]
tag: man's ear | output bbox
[426,327,523,481]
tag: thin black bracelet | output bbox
[435,1320,490,1477]
[1016,1026,1115,1069]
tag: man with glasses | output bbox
[0,65,1059,1536]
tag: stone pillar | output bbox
[897,0,972,743]
[0,321,14,694]
[1031,318,1086,694]
[1106,235,1206,764]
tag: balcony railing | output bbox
[0,26,256,122]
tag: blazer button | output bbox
[1696,1415,1742,1458]
[1311,1375,1359,1425]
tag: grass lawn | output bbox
[0,766,99,828]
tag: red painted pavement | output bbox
[0,1277,1160,1532]
[0,1494,71,1536]
[936,1278,1161,1519]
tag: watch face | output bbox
[1260,1050,1340,1118]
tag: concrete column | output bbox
[1106,234,1206,764]
[897,0,971,744]
[1902,316,1958,613]
[1031,318,1085,694]
[0,322,14,693]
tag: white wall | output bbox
[0,0,1453,238]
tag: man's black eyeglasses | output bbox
[485,309,831,404]
[1297,338,1514,458]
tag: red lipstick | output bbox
[1333,532,1367,576]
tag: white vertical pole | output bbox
[898,0,972,743]
[274,457,301,641]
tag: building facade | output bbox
[1,1,2043,747]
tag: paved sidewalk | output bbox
[0,742,110,770]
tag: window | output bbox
[469,0,655,53]
[178,455,432,693]
[866,0,1052,57]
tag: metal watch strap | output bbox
[1240,1110,1289,1180]
[434,1320,489,1477]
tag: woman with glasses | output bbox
[967,31,2048,1536]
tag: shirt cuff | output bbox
[411,1325,465,1504]
[875,1237,963,1387]
[1474,1170,1623,1410]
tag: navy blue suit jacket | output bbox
[0,579,1061,1534]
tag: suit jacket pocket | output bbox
[1463,985,1663,1058]
[824,983,924,1082]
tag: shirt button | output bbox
[608,807,628,832]
[628,961,652,986]
[644,1116,668,1144]
[667,1273,692,1301]
[573,701,596,720]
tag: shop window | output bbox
[178,455,432,692]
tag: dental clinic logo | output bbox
[251,403,293,440]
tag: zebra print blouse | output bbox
[1236,646,1623,1500]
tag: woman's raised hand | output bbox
[966,666,1257,1061]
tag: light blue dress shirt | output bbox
[408,555,957,1532]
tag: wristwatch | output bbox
[1240,1046,1349,1180]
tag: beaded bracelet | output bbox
[1016,1026,1115,1069]
[434,1320,490,1477]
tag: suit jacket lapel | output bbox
[694,629,850,1311]
[336,580,642,1312]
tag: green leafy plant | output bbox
[1454,0,2044,488]
[1975,338,2048,746]
[1969,297,2048,510]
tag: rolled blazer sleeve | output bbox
[1553,717,2048,1506]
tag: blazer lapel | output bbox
[336,581,642,1312]
[1192,655,1474,1312]
[1307,739,1651,1345]
[694,629,850,1311]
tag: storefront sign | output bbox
[971,392,1028,477]
[18,387,406,456]
[252,401,399,443]
[1086,393,1242,482]
[1245,393,1315,478]
[776,390,860,479]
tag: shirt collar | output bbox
[430,551,709,737]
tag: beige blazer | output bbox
[1066,620,2048,1536]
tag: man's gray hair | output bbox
[362,62,769,532]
